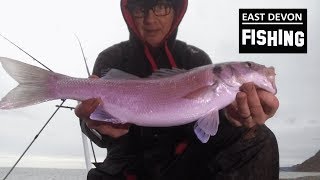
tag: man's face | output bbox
[131,2,175,47]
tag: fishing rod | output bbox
[0,33,97,179]
[74,34,98,164]
[75,34,91,76]
[55,105,75,110]
[2,100,66,180]
[51,34,98,168]
[0,33,67,180]
[0,33,97,175]
[0,33,53,72]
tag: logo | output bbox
[239,9,307,53]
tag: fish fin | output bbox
[149,68,187,78]
[183,86,212,100]
[183,82,218,100]
[101,69,139,80]
[0,57,65,109]
[194,110,220,143]
[90,104,121,123]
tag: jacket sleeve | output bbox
[79,43,126,148]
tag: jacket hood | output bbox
[120,0,188,71]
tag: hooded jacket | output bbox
[81,0,213,177]
[81,1,280,179]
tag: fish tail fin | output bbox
[0,57,65,109]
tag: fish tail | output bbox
[0,57,66,109]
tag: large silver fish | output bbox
[0,57,276,143]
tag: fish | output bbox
[0,57,277,143]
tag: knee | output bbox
[255,125,279,162]
[208,125,280,179]
[242,125,279,158]
[257,125,278,150]
[87,168,103,180]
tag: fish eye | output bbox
[212,65,222,74]
[246,62,252,67]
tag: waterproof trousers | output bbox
[87,120,279,180]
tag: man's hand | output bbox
[224,82,279,128]
[74,75,130,138]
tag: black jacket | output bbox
[81,0,279,179]
[81,38,213,176]
[81,0,216,177]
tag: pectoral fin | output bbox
[194,110,220,143]
[183,86,212,100]
[90,104,121,124]
[183,81,218,101]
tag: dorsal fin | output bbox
[149,68,187,78]
[101,69,139,80]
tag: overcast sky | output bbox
[0,0,319,169]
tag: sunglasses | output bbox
[127,2,173,18]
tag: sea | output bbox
[0,168,87,180]
[0,167,320,180]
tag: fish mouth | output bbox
[266,66,277,94]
